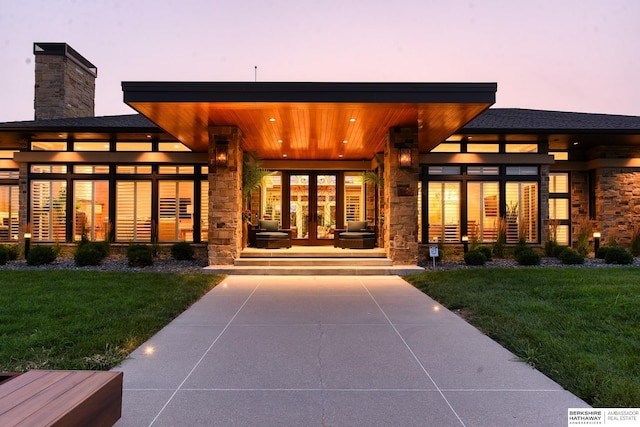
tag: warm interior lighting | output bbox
[277,139,283,143]
[269,117,276,122]
[343,140,348,144]
[398,148,412,168]
[349,118,356,122]
[338,154,344,158]
[282,154,287,157]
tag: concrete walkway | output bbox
[114,275,588,427]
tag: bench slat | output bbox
[0,370,122,427]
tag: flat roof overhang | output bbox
[122,82,497,160]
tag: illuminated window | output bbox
[116,181,151,242]
[344,173,364,222]
[74,142,110,151]
[31,141,67,151]
[550,173,569,193]
[74,165,110,174]
[201,180,209,241]
[31,165,67,173]
[0,150,18,159]
[467,182,499,242]
[467,166,499,175]
[158,166,195,174]
[116,166,152,174]
[550,151,569,161]
[417,181,422,243]
[116,142,152,151]
[428,182,460,242]
[158,181,194,242]
[74,181,109,241]
[505,182,538,243]
[261,173,282,223]
[0,186,19,241]
[467,143,499,153]
[31,181,67,242]
[0,171,19,179]
[506,144,538,153]
[549,173,570,245]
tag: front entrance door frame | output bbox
[282,171,343,246]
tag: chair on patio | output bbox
[253,219,292,249]
[334,220,376,249]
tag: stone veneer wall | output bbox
[34,51,96,120]
[208,127,243,265]
[596,168,640,246]
[384,127,419,265]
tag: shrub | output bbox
[0,245,8,265]
[552,244,568,258]
[26,246,56,266]
[477,245,492,261]
[464,249,487,266]
[604,246,634,265]
[75,246,104,266]
[171,242,194,260]
[78,238,110,259]
[515,247,541,266]
[544,240,560,257]
[596,246,610,260]
[513,242,529,258]
[558,247,585,265]
[127,244,154,267]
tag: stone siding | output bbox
[596,168,640,246]
[34,54,95,120]
[384,127,419,265]
[570,171,590,246]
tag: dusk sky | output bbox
[2,0,639,122]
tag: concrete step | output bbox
[234,257,393,267]
[240,248,387,259]
[203,265,425,276]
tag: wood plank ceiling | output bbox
[130,101,491,160]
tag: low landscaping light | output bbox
[593,231,601,253]
[24,233,31,258]
[462,235,469,253]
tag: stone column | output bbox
[208,126,243,265]
[384,127,420,265]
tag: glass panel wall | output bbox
[549,173,570,245]
[201,180,209,241]
[317,174,336,240]
[290,175,309,239]
[428,182,460,242]
[0,186,19,241]
[31,181,67,242]
[505,182,538,243]
[261,174,282,222]
[73,181,109,241]
[116,181,152,242]
[344,173,364,222]
[467,182,499,242]
[158,181,194,242]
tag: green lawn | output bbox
[0,271,222,372]
[405,268,640,408]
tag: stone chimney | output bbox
[33,42,98,120]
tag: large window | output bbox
[428,182,460,242]
[0,186,19,241]
[74,181,109,241]
[158,181,194,242]
[31,181,67,242]
[261,174,282,222]
[467,182,499,242]
[201,180,209,241]
[116,181,152,242]
[505,182,538,243]
[344,173,364,222]
[549,173,570,245]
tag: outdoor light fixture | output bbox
[462,235,469,253]
[593,231,601,253]
[398,147,412,168]
[24,233,31,258]
[215,140,229,168]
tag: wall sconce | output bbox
[398,147,412,168]
[593,231,601,254]
[215,140,229,168]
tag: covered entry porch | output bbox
[122,82,497,267]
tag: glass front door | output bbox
[288,173,337,245]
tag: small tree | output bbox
[575,216,592,256]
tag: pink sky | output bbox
[1,0,639,122]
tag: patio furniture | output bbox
[335,221,376,249]
[253,220,292,249]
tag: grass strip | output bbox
[0,271,223,372]
[405,268,640,407]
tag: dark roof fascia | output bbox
[122,82,498,104]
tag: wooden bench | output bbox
[0,370,123,427]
